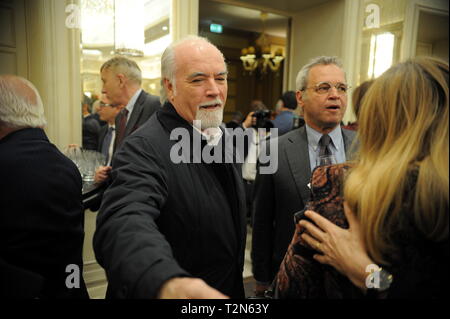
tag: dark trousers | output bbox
[243,179,254,224]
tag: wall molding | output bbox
[402,0,449,60]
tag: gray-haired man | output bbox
[251,56,357,296]
[95,56,160,184]
[0,75,88,298]
[94,36,247,299]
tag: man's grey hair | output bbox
[295,56,346,92]
[0,75,47,129]
[159,35,226,104]
[101,56,142,85]
[91,99,101,114]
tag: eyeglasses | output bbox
[99,102,118,107]
[302,82,350,95]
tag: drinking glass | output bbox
[315,154,337,167]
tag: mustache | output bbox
[198,99,224,109]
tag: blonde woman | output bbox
[343,79,374,131]
[300,57,449,298]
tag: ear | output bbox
[296,90,305,108]
[116,73,126,88]
[163,78,175,102]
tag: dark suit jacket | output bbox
[113,90,160,153]
[82,114,100,150]
[94,103,247,298]
[0,128,88,298]
[97,124,109,153]
[251,125,357,283]
[92,112,107,127]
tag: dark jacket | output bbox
[82,114,100,150]
[380,168,449,298]
[94,103,247,298]
[97,124,110,154]
[251,125,357,283]
[0,128,88,299]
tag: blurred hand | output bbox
[242,112,255,129]
[158,277,229,299]
[94,165,112,184]
[299,203,375,290]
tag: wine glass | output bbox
[315,154,337,167]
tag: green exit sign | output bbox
[210,24,223,33]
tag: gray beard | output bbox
[195,107,223,130]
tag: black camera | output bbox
[252,110,273,129]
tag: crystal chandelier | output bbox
[240,12,285,74]
[114,0,145,57]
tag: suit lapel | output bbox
[98,125,107,149]
[285,126,311,204]
[342,129,357,160]
[125,90,145,137]
[282,128,355,205]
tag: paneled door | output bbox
[0,0,28,76]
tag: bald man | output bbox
[94,36,247,299]
[0,75,88,298]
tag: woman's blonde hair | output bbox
[344,57,449,265]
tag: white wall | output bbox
[433,38,449,61]
[288,0,346,90]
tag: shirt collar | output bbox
[192,124,223,146]
[125,88,142,115]
[306,123,343,151]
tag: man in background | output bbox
[100,56,160,151]
[251,56,357,297]
[94,56,160,184]
[225,111,243,129]
[91,98,108,127]
[94,94,124,183]
[0,75,88,298]
[272,90,299,136]
[82,94,100,150]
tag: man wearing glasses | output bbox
[94,95,124,184]
[251,56,357,297]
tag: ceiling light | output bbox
[240,11,285,74]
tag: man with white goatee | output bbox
[94,36,247,299]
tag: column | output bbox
[25,0,82,150]
[171,0,199,41]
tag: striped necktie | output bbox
[115,108,129,149]
[319,134,332,156]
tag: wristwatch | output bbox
[366,265,394,297]
[377,268,394,292]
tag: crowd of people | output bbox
[0,34,448,299]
